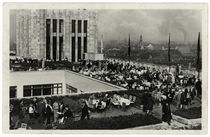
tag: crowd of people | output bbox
[75,60,201,125]
[10,98,90,129]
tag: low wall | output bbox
[172,114,201,127]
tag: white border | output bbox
[1,1,209,136]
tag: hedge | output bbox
[172,107,201,119]
[57,113,161,129]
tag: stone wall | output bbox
[15,9,98,61]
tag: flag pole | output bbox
[168,33,171,72]
[128,33,131,65]
[197,32,201,79]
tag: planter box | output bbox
[172,113,201,128]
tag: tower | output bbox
[139,34,144,50]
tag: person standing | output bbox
[142,91,149,113]
[161,95,172,125]
[195,79,202,98]
[80,102,90,120]
[58,102,65,113]
[28,104,34,124]
[180,89,187,109]
[147,93,155,114]
[37,99,45,123]
[53,101,59,123]
[46,101,53,126]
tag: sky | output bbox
[97,10,201,43]
[10,9,201,45]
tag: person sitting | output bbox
[96,100,103,111]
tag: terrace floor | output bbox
[12,96,201,130]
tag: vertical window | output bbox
[78,37,81,60]
[57,83,62,94]
[78,20,81,33]
[72,37,75,62]
[46,19,51,59]
[53,19,57,32]
[59,37,63,61]
[53,84,58,95]
[23,86,32,97]
[59,19,63,33]
[46,37,51,59]
[53,37,57,61]
[10,86,17,98]
[72,20,75,33]
[52,84,62,95]
[84,20,87,33]
[46,19,51,37]
[84,37,87,53]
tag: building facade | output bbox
[15,9,99,62]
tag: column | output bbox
[75,20,78,62]
[69,17,72,61]
[81,20,84,60]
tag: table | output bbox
[119,97,131,106]
[91,100,106,110]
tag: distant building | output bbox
[15,9,102,62]
[147,44,154,50]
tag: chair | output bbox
[131,96,136,103]
[111,98,120,106]
[122,102,127,111]
[20,123,27,129]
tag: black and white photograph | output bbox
[2,3,208,134]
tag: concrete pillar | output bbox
[62,83,66,95]
[81,20,84,60]
[75,20,78,62]
[69,17,72,61]
[17,85,23,98]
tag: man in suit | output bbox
[80,102,90,120]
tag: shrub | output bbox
[57,113,161,129]
[62,97,83,113]
[173,107,201,119]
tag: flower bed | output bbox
[57,113,161,129]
